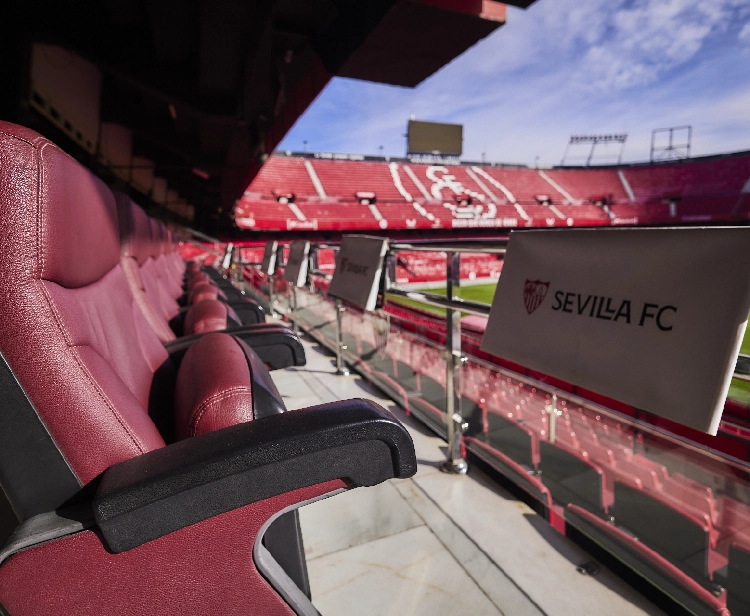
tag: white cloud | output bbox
[571,0,743,91]
[279,0,750,165]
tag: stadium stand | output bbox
[276,263,750,614]
[0,123,416,614]
[235,151,750,231]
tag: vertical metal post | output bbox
[268,274,276,318]
[268,243,284,319]
[335,299,349,376]
[221,242,234,272]
[309,251,317,294]
[292,286,299,336]
[441,251,468,475]
[548,393,558,444]
[230,246,242,286]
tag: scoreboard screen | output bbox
[407,120,463,156]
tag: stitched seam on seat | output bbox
[34,143,146,456]
[190,386,252,437]
[68,343,147,454]
[0,129,37,147]
[37,143,47,280]
[124,258,175,342]
[40,272,146,456]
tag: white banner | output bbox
[328,236,388,312]
[283,241,310,287]
[261,241,278,276]
[481,227,750,434]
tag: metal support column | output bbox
[548,394,559,444]
[335,299,349,376]
[292,286,299,336]
[221,242,234,273]
[441,251,468,475]
[268,274,276,318]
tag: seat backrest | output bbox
[0,122,166,523]
[150,218,183,301]
[485,413,535,468]
[539,441,604,512]
[728,542,750,615]
[614,481,710,580]
[117,196,177,342]
[662,477,717,525]
[617,458,660,490]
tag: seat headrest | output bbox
[147,218,165,256]
[0,121,120,288]
[116,194,155,266]
[156,220,170,255]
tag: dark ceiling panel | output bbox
[199,0,255,95]
[144,0,200,65]
[337,0,503,87]
[3,0,537,234]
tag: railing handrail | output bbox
[386,288,491,317]
[248,238,750,389]
[184,227,223,244]
[464,350,750,473]
[388,240,508,254]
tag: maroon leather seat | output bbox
[0,122,416,615]
[152,225,185,303]
[118,196,240,339]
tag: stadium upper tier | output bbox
[235,151,750,231]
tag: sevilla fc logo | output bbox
[523,280,550,314]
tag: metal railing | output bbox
[384,242,507,473]
[235,237,750,475]
[233,237,750,609]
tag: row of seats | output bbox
[0,122,417,615]
[236,152,750,231]
[290,290,750,613]
[255,154,750,207]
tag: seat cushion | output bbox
[184,299,230,335]
[0,122,166,486]
[189,281,225,305]
[174,333,254,439]
[188,271,213,291]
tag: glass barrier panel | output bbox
[462,355,750,607]
[245,251,750,612]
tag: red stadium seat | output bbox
[116,197,302,370]
[567,504,730,616]
[0,122,417,614]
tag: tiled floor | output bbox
[271,326,665,616]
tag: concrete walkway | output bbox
[270,326,664,616]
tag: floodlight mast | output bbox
[650,126,692,163]
[560,134,628,166]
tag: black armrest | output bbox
[163,324,304,370]
[230,325,305,369]
[94,399,416,553]
[225,298,265,324]
[236,337,287,418]
[221,286,251,302]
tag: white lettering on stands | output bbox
[328,235,388,312]
[425,166,485,203]
[481,227,750,434]
[451,218,518,228]
[286,219,318,231]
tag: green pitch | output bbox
[389,281,750,406]
[387,282,498,317]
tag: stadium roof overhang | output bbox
[2,0,533,234]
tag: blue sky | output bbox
[279,0,750,166]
